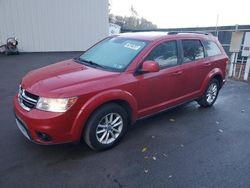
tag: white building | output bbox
[0,0,109,52]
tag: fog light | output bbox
[36,131,52,141]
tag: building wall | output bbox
[0,0,108,52]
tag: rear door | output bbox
[179,39,209,98]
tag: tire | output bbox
[197,79,220,107]
[83,103,128,151]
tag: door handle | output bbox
[172,71,183,76]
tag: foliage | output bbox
[109,14,157,30]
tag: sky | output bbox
[109,0,250,28]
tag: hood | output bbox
[21,59,120,97]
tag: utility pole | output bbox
[215,14,219,36]
[242,32,250,81]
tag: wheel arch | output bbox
[211,74,223,88]
[71,89,138,141]
[200,68,224,94]
[101,99,133,125]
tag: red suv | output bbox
[13,32,228,150]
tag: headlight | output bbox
[36,97,77,112]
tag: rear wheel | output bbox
[197,79,220,107]
[83,103,128,150]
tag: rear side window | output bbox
[145,41,178,68]
[203,40,222,57]
[182,40,205,63]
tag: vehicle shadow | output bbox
[28,101,213,164]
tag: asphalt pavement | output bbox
[0,52,250,188]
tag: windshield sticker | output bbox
[113,64,125,69]
[124,43,141,50]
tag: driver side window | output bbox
[145,41,178,68]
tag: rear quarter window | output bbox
[182,40,205,63]
[203,40,222,57]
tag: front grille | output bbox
[18,87,39,111]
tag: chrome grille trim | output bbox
[18,87,39,111]
[21,89,38,103]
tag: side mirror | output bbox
[140,60,160,73]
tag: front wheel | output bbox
[83,103,128,150]
[197,79,220,107]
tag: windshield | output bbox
[79,37,148,71]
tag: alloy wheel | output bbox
[206,83,218,104]
[95,113,123,144]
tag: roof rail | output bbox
[168,31,212,35]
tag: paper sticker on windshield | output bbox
[124,43,141,50]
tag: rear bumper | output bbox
[13,94,81,145]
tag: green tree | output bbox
[109,5,157,30]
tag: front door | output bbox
[135,40,183,117]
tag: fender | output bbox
[200,68,223,95]
[70,89,138,140]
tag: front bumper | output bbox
[15,115,32,141]
[13,94,80,144]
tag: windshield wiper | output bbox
[75,57,106,69]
